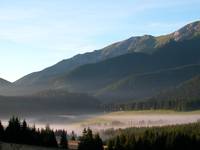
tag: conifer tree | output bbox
[0,121,4,140]
[71,131,76,141]
[94,133,103,150]
[60,130,68,149]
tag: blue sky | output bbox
[0,0,200,82]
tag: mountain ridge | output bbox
[14,20,200,88]
[0,78,12,88]
[53,35,200,94]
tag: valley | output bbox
[2,110,200,136]
[0,20,200,150]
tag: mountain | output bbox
[96,64,200,103]
[8,35,158,95]
[153,75,200,102]
[53,35,200,95]
[14,35,156,87]
[156,20,200,45]
[0,78,11,88]
[109,75,200,111]
[13,21,200,89]
[0,20,200,107]
[0,89,100,117]
[144,75,200,110]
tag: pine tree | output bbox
[21,120,28,144]
[22,120,27,131]
[107,140,114,150]
[0,121,4,140]
[94,133,103,150]
[5,116,21,143]
[113,136,123,150]
[71,131,76,141]
[78,128,94,150]
[60,130,68,149]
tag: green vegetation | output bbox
[104,98,200,112]
[0,117,58,148]
[0,117,105,150]
[70,131,76,141]
[104,75,200,111]
[78,128,103,150]
[1,116,200,150]
[155,34,172,47]
[106,122,200,150]
[0,89,100,116]
[97,64,200,102]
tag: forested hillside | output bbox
[0,90,100,117]
[107,75,200,111]
[106,122,200,150]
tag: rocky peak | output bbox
[172,21,200,41]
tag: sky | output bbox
[0,0,200,82]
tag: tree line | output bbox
[0,117,72,148]
[0,117,104,150]
[103,98,200,112]
[0,117,58,148]
[78,128,103,150]
[106,122,200,150]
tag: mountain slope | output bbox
[0,78,11,88]
[96,64,200,102]
[14,21,200,88]
[156,20,200,46]
[0,89,100,117]
[145,75,200,110]
[154,75,200,101]
[53,35,200,95]
[14,35,157,87]
[111,75,200,111]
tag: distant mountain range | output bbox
[0,20,200,113]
